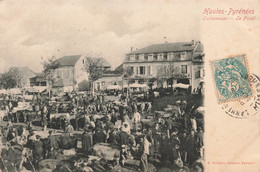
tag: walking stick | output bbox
[26,155,36,172]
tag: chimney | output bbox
[130,47,134,52]
[191,40,195,46]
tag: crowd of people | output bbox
[0,91,204,172]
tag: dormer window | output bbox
[168,53,173,60]
[82,59,85,64]
[158,53,163,60]
[130,55,135,61]
[180,52,187,59]
[148,54,153,61]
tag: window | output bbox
[130,55,135,61]
[148,54,153,61]
[158,53,163,60]
[168,53,173,60]
[180,52,187,59]
[181,65,187,74]
[139,66,145,75]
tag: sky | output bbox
[0,0,201,73]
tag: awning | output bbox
[129,83,148,88]
[106,84,121,90]
[8,88,22,94]
[22,87,39,93]
[33,86,47,93]
[173,83,190,89]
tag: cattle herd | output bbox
[0,91,204,172]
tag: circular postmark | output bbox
[221,74,260,119]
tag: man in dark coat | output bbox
[186,129,197,165]
[33,135,43,167]
[107,128,119,145]
[82,127,93,154]
[196,127,204,158]
[93,128,106,145]
[47,131,59,158]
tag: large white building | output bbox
[123,40,205,92]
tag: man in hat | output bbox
[196,127,204,158]
[179,129,188,163]
[190,116,197,132]
[132,110,141,132]
[165,117,173,138]
[82,127,93,154]
[65,122,74,136]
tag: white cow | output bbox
[0,110,7,121]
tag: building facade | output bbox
[122,40,204,91]
[52,55,111,94]
[94,74,123,91]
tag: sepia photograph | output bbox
[8,0,260,172]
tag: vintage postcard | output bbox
[0,0,259,172]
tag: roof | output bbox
[56,55,110,67]
[99,57,111,67]
[57,55,81,66]
[10,67,35,78]
[127,41,202,55]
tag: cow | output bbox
[140,116,157,131]
[0,110,7,121]
[92,143,120,165]
[1,144,33,172]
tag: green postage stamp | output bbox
[211,55,252,103]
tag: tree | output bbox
[122,66,134,104]
[0,68,23,89]
[83,57,104,96]
[41,56,59,98]
[157,61,177,88]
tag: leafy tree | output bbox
[0,68,23,89]
[41,56,59,98]
[83,57,104,96]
